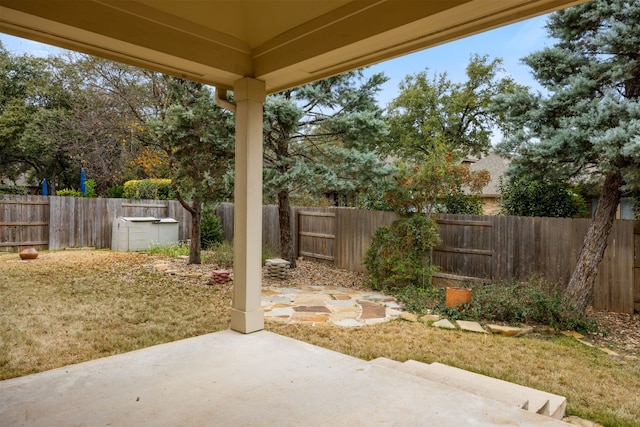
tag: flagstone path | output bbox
[262,285,405,326]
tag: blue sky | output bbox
[0,13,554,108]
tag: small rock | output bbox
[486,324,522,337]
[432,319,456,330]
[154,263,170,272]
[456,320,487,334]
[399,312,418,322]
[419,314,441,323]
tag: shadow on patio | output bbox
[0,329,570,426]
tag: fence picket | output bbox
[2,196,635,313]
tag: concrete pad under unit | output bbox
[0,330,570,426]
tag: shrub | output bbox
[200,209,223,250]
[438,278,596,332]
[436,192,484,215]
[364,215,441,291]
[56,188,83,197]
[500,178,588,218]
[106,185,124,198]
[0,186,28,195]
[123,179,174,200]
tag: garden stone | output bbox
[486,324,522,337]
[400,312,418,322]
[420,314,441,323]
[433,319,456,329]
[456,320,487,333]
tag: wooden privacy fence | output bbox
[217,203,638,313]
[434,214,638,314]
[0,195,191,251]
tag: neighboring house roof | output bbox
[468,153,510,196]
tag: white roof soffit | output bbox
[0,0,586,94]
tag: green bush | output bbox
[439,278,596,332]
[436,192,484,215]
[200,210,223,250]
[364,215,441,291]
[0,186,28,195]
[123,179,174,200]
[106,185,124,198]
[55,179,96,197]
[56,188,83,197]
[500,178,588,218]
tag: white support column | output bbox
[230,77,266,334]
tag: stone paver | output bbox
[262,286,403,326]
[433,319,456,329]
[420,314,441,322]
[456,320,487,333]
[399,312,418,322]
[358,300,387,319]
[486,324,523,336]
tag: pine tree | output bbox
[148,78,234,264]
[495,0,640,312]
[263,71,390,266]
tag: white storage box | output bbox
[111,217,179,251]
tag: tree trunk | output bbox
[563,171,623,312]
[172,186,202,265]
[278,189,296,267]
[188,197,202,265]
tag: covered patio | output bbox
[0,1,584,424]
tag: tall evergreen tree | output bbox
[263,70,390,266]
[148,78,234,264]
[495,0,640,312]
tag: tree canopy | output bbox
[495,0,640,311]
[385,54,523,162]
[263,70,391,265]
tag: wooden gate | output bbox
[297,211,335,263]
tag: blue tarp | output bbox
[80,168,87,196]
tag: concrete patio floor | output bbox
[0,330,570,426]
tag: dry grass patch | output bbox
[0,250,230,379]
[2,250,639,426]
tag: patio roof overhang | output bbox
[1,0,585,94]
[0,0,587,334]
